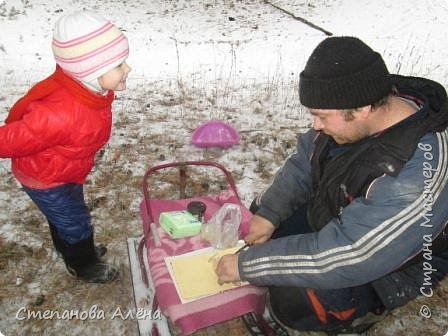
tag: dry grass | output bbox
[1,79,447,335]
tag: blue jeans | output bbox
[23,184,93,244]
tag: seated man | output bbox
[216,36,448,334]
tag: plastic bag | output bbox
[201,203,242,249]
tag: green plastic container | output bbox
[159,211,203,239]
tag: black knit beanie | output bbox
[299,36,392,109]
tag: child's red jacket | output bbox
[0,87,112,189]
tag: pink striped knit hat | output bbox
[52,11,129,85]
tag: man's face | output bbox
[310,108,369,144]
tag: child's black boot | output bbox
[48,222,107,258]
[58,234,119,284]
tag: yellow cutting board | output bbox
[166,245,247,302]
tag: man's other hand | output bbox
[216,254,240,285]
[245,214,275,245]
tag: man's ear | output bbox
[355,105,372,119]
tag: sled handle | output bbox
[142,161,242,225]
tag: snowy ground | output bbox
[1,0,448,335]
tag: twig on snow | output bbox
[264,0,333,36]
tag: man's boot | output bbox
[58,234,119,283]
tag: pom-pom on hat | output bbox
[52,10,129,84]
[299,36,392,109]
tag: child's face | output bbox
[98,62,131,91]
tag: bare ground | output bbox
[0,80,447,336]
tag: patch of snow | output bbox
[0,223,43,250]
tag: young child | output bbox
[0,11,131,283]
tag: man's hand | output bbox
[245,214,275,245]
[215,254,240,285]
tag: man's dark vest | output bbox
[308,75,448,309]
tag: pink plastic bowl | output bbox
[191,120,240,149]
